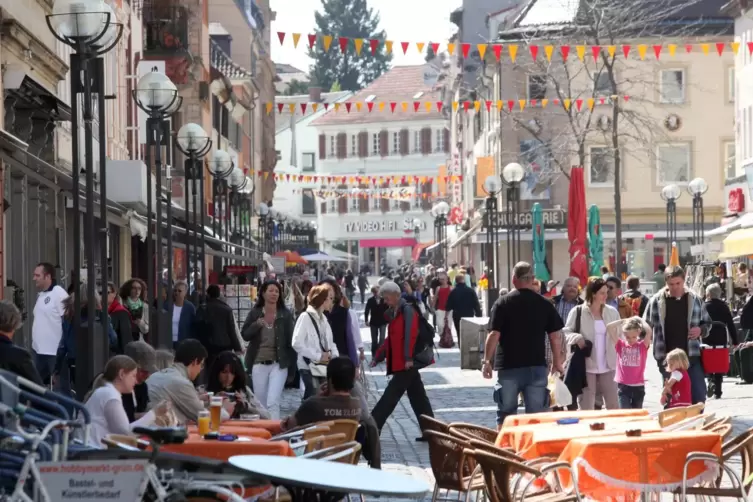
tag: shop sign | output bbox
[497,208,567,228]
[728,188,745,213]
[344,217,428,233]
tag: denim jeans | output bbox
[617,384,645,409]
[657,355,707,404]
[494,366,549,425]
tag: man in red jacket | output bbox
[371,281,434,442]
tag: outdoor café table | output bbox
[186,425,272,439]
[501,408,649,428]
[225,419,282,435]
[557,430,722,500]
[160,434,295,462]
[503,420,662,460]
[229,454,431,502]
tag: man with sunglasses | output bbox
[605,276,633,319]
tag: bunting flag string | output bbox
[258,173,463,188]
[267,96,630,116]
[276,32,744,61]
[291,188,449,201]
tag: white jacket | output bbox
[292,306,339,370]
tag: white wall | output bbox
[736,11,753,177]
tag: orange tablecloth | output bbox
[187,425,272,439]
[504,420,661,460]
[501,408,649,428]
[224,419,283,435]
[496,416,655,448]
[558,431,722,500]
[161,434,294,461]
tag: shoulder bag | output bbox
[304,313,329,378]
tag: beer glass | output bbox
[197,409,210,436]
[210,396,223,431]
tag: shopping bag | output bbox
[700,346,730,375]
[548,374,572,408]
[438,321,454,348]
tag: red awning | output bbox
[359,238,417,248]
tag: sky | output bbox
[270,0,462,73]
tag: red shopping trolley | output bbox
[700,321,732,375]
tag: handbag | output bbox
[305,313,329,378]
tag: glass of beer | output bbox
[197,409,210,436]
[210,396,223,432]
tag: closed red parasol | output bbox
[568,167,589,286]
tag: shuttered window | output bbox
[420,128,432,155]
[337,184,348,214]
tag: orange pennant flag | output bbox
[518,99,526,111]
[292,33,301,48]
[417,42,425,53]
[607,45,616,58]
[447,43,456,56]
[401,102,408,112]
[544,45,554,61]
[425,102,432,112]
[701,43,710,55]
[496,100,503,111]
[334,103,341,112]
[322,35,333,51]
[508,44,518,62]
[477,44,487,59]
[668,44,677,56]
[288,103,295,113]
[312,103,319,113]
[265,102,273,115]
[576,45,586,61]
[354,39,364,55]
[452,101,459,111]
[263,172,269,179]
[637,44,647,60]
[563,99,572,111]
[587,98,595,110]
[541,99,549,108]
[378,102,385,112]
[474,101,481,112]
[731,42,740,55]
[385,40,393,54]
[355,102,363,112]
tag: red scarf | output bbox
[108,298,131,320]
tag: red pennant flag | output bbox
[307,34,317,48]
[345,102,352,113]
[493,44,502,61]
[553,99,560,105]
[575,99,583,111]
[413,102,420,112]
[463,101,470,111]
[591,45,601,61]
[369,39,379,54]
[461,43,471,58]
[436,102,443,112]
[599,97,605,105]
[300,103,307,114]
[748,42,753,55]
[485,100,492,112]
[560,45,570,60]
[507,100,514,110]
[653,45,662,59]
[277,103,284,114]
[430,42,440,54]
[621,45,630,58]
[623,96,629,102]
[277,32,286,45]
[323,103,330,111]
[339,37,348,53]
[685,44,693,53]
[285,174,290,181]
[530,45,539,61]
[530,99,537,107]
[390,102,397,113]
[716,42,725,56]
[367,102,374,112]
[401,41,409,54]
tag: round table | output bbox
[229,454,430,500]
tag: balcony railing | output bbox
[143,2,190,55]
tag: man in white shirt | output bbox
[31,262,68,384]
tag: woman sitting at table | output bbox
[564,277,621,410]
[207,351,271,419]
[84,355,170,448]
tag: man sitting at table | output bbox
[147,339,234,424]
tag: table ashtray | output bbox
[589,422,605,431]
[625,429,642,437]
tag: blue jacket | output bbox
[165,300,196,342]
[57,312,118,371]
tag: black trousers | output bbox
[708,373,724,398]
[371,368,434,431]
[370,325,386,356]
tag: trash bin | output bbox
[459,317,489,370]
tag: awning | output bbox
[707,212,753,237]
[719,228,753,259]
[450,220,483,249]
[412,242,434,261]
[4,70,71,122]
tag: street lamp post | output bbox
[228,167,248,265]
[688,177,708,250]
[413,217,422,261]
[431,201,450,267]
[47,0,123,396]
[278,214,287,252]
[176,123,211,292]
[258,202,269,253]
[208,149,234,269]
[132,69,181,349]
[482,175,503,313]
[267,210,276,255]
[501,162,525,287]
[661,184,682,262]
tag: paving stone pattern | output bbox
[277,298,752,501]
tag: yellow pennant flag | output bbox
[447,43,456,56]
[544,45,554,61]
[541,99,548,108]
[518,100,526,111]
[607,45,616,58]
[508,44,518,62]
[701,43,710,55]
[354,39,364,55]
[425,102,432,112]
[288,103,295,113]
[385,40,394,54]
[587,98,595,110]
[378,102,385,112]
[563,99,572,111]
[477,44,487,59]
[637,44,647,60]
[265,102,273,115]
[668,44,677,56]
[322,35,333,51]
[312,103,319,113]
[452,101,459,111]
[355,102,362,112]
[474,101,481,112]
[731,41,740,55]
[496,100,503,111]
[576,46,586,61]
[417,42,425,53]
[401,102,408,112]
[334,103,341,112]
[292,33,301,48]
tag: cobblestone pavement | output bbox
[278,298,753,500]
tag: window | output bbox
[351,189,359,211]
[301,189,316,215]
[392,131,400,154]
[302,152,315,172]
[435,129,446,152]
[372,184,380,211]
[594,72,611,95]
[350,134,357,156]
[412,182,421,209]
[659,69,686,104]
[527,74,547,100]
[729,67,735,103]
[275,150,281,161]
[413,130,421,153]
[588,146,614,186]
[657,143,691,184]
[372,133,380,156]
[725,141,736,180]
[329,135,336,158]
[329,197,336,213]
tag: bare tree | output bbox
[493,0,731,272]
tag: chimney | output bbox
[308,87,323,103]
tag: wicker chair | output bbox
[449,423,499,444]
[466,448,581,502]
[711,423,733,440]
[663,413,713,431]
[420,415,450,435]
[305,433,347,453]
[327,419,360,441]
[302,425,332,441]
[657,407,689,427]
[301,441,362,464]
[676,426,753,501]
[703,416,732,431]
[424,430,486,502]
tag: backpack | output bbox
[628,296,642,316]
[192,303,215,350]
[404,302,436,369]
